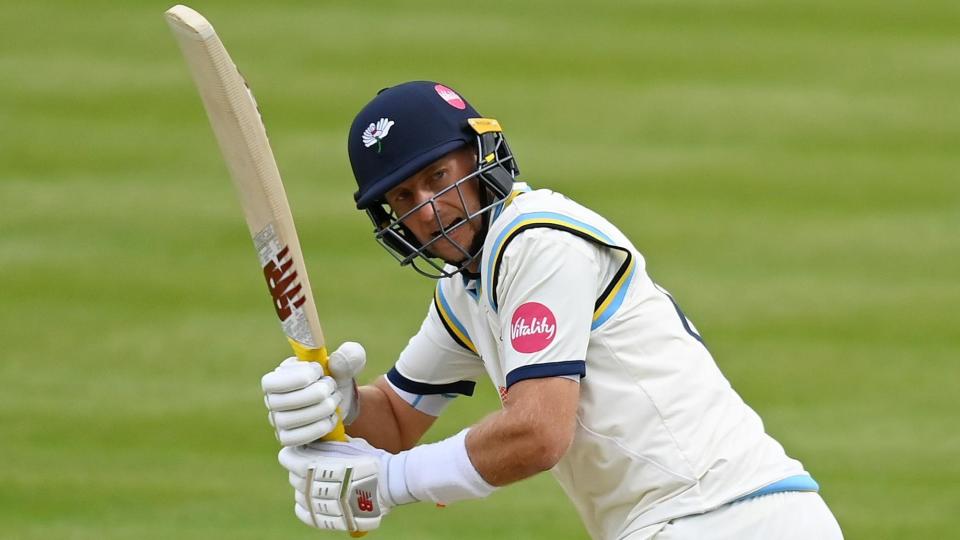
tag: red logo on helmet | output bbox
[510,302,557,353]
[435,84,466,110]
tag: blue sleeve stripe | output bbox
[736,475,819,503]
[592,253,637,330]
[505,360,586,389]
[485,212,615,311]
[387,367,477,396]
[433,284,478,354]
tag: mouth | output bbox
[432,217,465,239]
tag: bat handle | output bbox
[287,339,349,443]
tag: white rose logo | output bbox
[362,118,395,153]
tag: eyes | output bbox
[387,167,449,206]
[425,167,448,189]
[387,190,409,205]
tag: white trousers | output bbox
[625,492,843,540]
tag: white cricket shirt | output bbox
[387,185,809,539]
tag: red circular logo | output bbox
[510,302,557,353]
[434,84,466,110]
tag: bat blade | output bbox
[165,4,347,443]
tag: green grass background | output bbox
[2,0,958,538]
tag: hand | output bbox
[279,438,415,532]
[262,342,366,446]
[327,342,366,426]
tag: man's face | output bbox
[384,146,484,270]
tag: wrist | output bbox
[342,380,360,425]
[389,429,496,506]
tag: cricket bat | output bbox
[164,5,348,444]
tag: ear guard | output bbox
[468,118,519,201]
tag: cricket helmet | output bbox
[348,81,519,278]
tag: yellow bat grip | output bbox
[286,339,348,443]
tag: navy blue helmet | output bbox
[347,81,519,277]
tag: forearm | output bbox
[346,376,432,453]
[465,377,579,486]
[466,411,557,486]
[344,378,402,452]
[369,377,578,508]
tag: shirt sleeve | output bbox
[390,295,485,398]
[495,228,601,388]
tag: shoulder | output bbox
[482,190,614,311]
[481,186,648,312]
[483,188,621,277]
[437,266,467,296]
[487,188,621,249]
[488,187,581,230]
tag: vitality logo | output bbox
[510,302,557,353]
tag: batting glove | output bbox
[262,342,366,446]
[279,438,415,533]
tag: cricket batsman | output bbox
[260,81,844,538]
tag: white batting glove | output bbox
[278,438,415,533]
[327,342,366,425]
[261,342,366,446]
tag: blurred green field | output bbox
[2,0,959,538]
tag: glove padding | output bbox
[279,438,409,533]
[262,342,366,446]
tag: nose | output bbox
[407,189,441,230]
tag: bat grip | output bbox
[286,339,349,443]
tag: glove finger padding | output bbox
[262,359,325,393]
[270,393,341,430]
[293,500,383,532]
[288,470,343,500]
[275,416,340,447]
[263,362,341,445]
[265,377,337,411]
[294,488,344,516]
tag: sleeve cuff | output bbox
[387,366,477,396]
[505,360,586,389]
